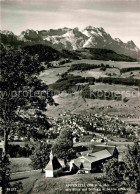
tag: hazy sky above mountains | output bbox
[1,0,140,47]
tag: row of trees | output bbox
[96,76,140,86]
[7,144,32,158]
[68,63,112,72]
[120,67,140,73]
[51,73,139,95]
[81,85,122,101]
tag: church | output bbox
[45,151,63,177]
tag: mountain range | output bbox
[0,26,140,59]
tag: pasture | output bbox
[39,66,69,85]
[32,173,102,194]
[10,158,32,173]
[46,90,140,122]
[62,59,140,69]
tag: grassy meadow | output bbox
[10,158,32,173]
[32,173,102,194]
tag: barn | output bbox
[70,145,119,173]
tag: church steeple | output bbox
[45,149,62,177]
[49,149,53,160]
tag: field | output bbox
[68,60,140,79]
[11,172,103,194]
[46,91,140,124]
[72,69,108,79]
[62,59,140,69]
[90,83,136,91]
[11,171,42,194]
[39,66,69,85]
[41,59,140,124]
[31,173,102,194]
[10,158,32,173]
[40,60,140,85]
[121,70,140,79]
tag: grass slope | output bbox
[10,158,32,173]
[32,173,102,194]
[69,48,137,62]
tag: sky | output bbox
[0,0,140,47]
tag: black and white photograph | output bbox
[0,0,140,193]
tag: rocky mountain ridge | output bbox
[1,26,140,59]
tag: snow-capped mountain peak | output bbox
[1,26,140,58]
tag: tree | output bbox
[124,140,140,192]
[30,142,50,172]
[97,158,127,193]
[0,48,53,193]
[97,141,140,193]
[52,128,75,164]
[0,156,11,194]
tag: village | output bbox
[43,112,139,178]
[47,112,140,142]
[0,112,139,177]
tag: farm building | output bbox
[45,151,63,178]
[70,145,119,173]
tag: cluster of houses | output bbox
[118,113,137,119]
[45,144,119,178]
[4,112,139,144]
[47,113,139,142]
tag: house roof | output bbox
[45,156,62,171]
[74,145,118,157]
[72,145,118,169]
[79,145,118,158]
[84,149,112,162]
[91,145,117,155]
[45,151,62,171]
[74,149,112,166]
[45,160,54,171]
[81,150,93,156]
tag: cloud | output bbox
[1,0,140,47]
[2,8,64,16]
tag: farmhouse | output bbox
[70,145,119,173]
[45,151,63,178]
